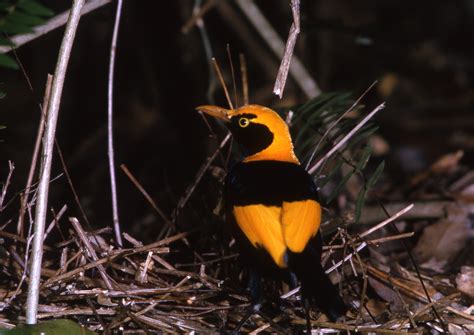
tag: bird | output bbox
[197,104,347,329]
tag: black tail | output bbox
[288,247,347,321]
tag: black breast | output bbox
[225,160,318,207]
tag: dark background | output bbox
[1,0,474,242]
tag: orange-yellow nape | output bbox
[197,104,300,164]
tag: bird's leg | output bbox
[303,298,312,334]
[234,302,261,333]
[233,270,262,333]
[248,268,262,304]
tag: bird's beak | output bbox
[196,105,231,122]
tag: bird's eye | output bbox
[239,118,250,128]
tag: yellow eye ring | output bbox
[239,118,250,128]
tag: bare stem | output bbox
[308,102,385,174]
[235,0,320,98]
[25,0,85,325]
[17,74,53,237]
[108,0,124,247]
[273,0,300,98]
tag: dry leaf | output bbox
[414,203,474,273]
[456,266,474,298]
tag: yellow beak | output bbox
[196,105,231,122]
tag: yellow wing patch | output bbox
[233,205,286,267]
[282,200,321,253]
[232,200,321,267]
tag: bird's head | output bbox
[197,104,299,164]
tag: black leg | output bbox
[304,298,312,334]
[248,269,262,304]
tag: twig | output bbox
[120,165,172,228]
[308,102,385,174]
[0,161,14,210]
[70,217,114,290]
[25,0,86,324]
[239,54,249,105]
[190,0,217,104]
[43,231,190,287]
[211,58,234,109]
[305,81,378,170]
[181,0,217,34]
[234,0,320,98]
[43,204,67,242]
[376,200,448,331]
[280,242,367,300]
[107,0,124,247]
[173,133,231,221]
[359,204,414,239]
[0,0,111,54]
[226,44,239,108]
[272,0,300,98]
[17,74,53,237]
[322,232,414,250]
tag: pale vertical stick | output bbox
[239,53,249,105]
[107,0,124,247]
[211,58,234,110]
[17,74,53,237]
[25,0,85,324]
[273,0,300,98]
[226,44,239,108]
[235,0,320,98]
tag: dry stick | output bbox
[273,0,300,98]
[25,0,85,324]
[211,58,234,109]
[392,284,418,330]
[42,204,67,242]
[107,0,124,247]
[0,161,14,210]
[396,293,461,331]
[181,0,217,33]
[173,133,231,221]
[2,225,35,309]
[226,44,239,108]
[0,0,111,54]
[322,232,414,250]
[17,74,53,237]
[120,165,171,227]
[43,231,189,287]
[305,81,378,170]
[192,0,217,105]
[239,54,249,105]
[69,217,114,290]
[379,201,448,332]
[235,0,320,98]
[359,204,414,239]
[308,102,385,174]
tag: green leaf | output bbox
[355,145,372,172]
[8,11,46,26]
[0,319,97,335]
[355,186,367,223]
[0,36,10,45]
[17,0,54,17]
[0,53,18,69]
[0,20,32,34]
[0,91,6,99]
[327,169,355,203]
[366,160,385,188]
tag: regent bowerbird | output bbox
[197,103,348,331]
